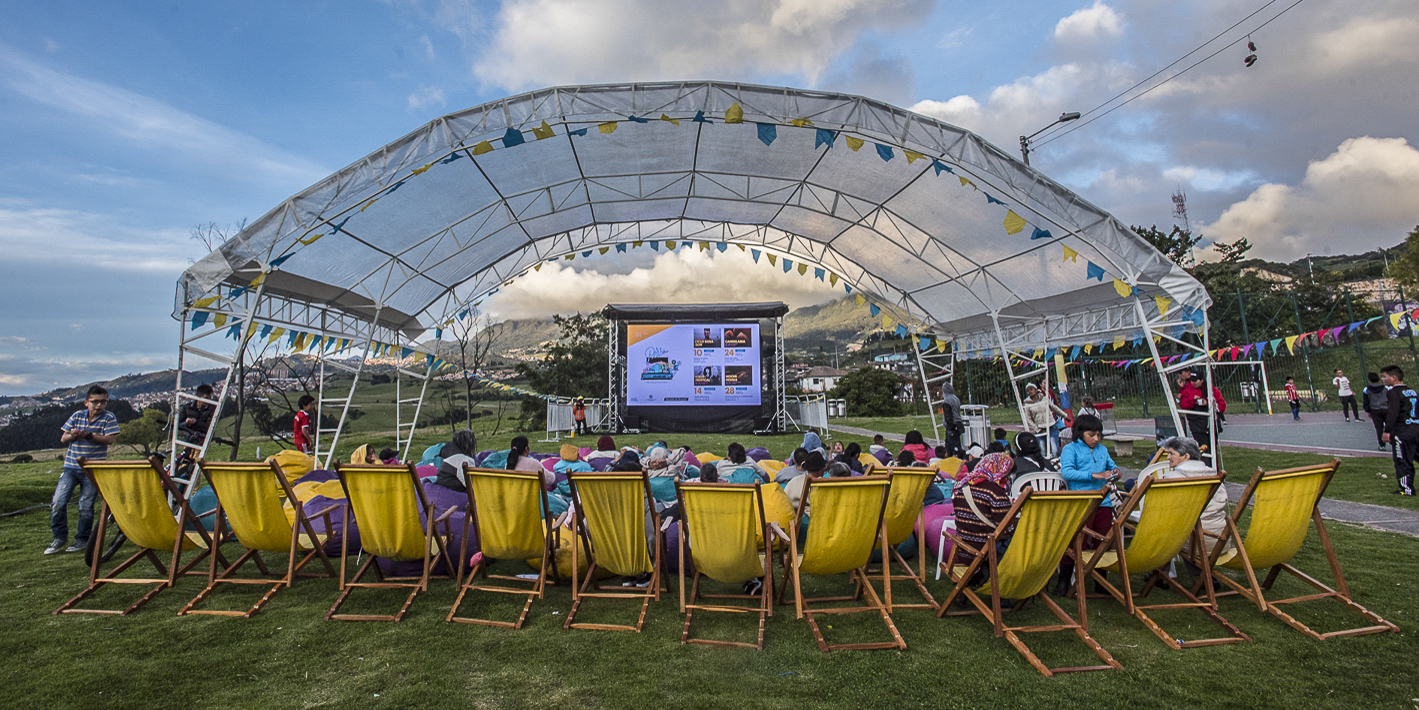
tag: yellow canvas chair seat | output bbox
[1194,459,1398,640]
[1080,473,1249,649]
[938,489,1122,678]
[865,467,941,611]
[676,481,783,649]
[564,470,664,632]
[55,458,224,616]
[448,466,561,629]
[179,460,339,618]
[325,463,455,622]
[780,475,906,652]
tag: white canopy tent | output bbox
[173,81,1216,468]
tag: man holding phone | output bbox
[47,386,120,555]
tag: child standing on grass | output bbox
[1285,376,1301,421]
[1334,369,1358,422]
[47,386,119,556]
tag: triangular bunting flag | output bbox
[533,120,555,140]
[751,249,761,263]
[959,176,976,189]
[875,144,894,161]
[904,150,924,164]
[783,259,793,273]
[1113,278,1133,298]
[985,193,1005,205]
[1002,210,1027,234]
[797,263,807,275]
[502,127,525,147]
[931,159,953,175]
[1086,262,1106,281]
[1155,296,1172,315]
[767,254,776,266]
[472,140,494,155]
[869,304,881,316]
[1285,335,1299,354]
[1031,227,1052,240]
[1063,245,1079,262]
[757,123,776,146]
[855,294,866,306]
[845,136,864,151]
[725,103,744,124]
[789,117,813,127]
[815,128,836,149]
[598,122,617,134]
[659,114,680,125]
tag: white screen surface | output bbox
[626,323,760,406]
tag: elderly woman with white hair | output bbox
[1155,436,1230,544]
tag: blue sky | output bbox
[1,0,1416,394]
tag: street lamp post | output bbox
[1019,112,1081,167]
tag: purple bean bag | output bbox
[416,464,437,478]
[746,447,771,462]
[683,451,701,468]
[920,502,955,562]
[297,469,339,484]
[873,449,892,465]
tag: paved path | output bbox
[1116,411,1391,458]
[825,422,1419,538]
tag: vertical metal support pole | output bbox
[775,315,788,432]
[990,315,1029,427]
[1133,298,1185,440]
[1202,319,1220,471]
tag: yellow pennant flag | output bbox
[699,241,710,251]
[767,254,777,266]
[598,122,618,134]
[598,246,609,254]
[564,254,574,260]
[194,295,218,309]
[737,244,745,251]
[247,272,266,288]
[633,240,643,247]
[1285,335,1299,354]
[213,313,227,328]
[855,293,866,306]
[658,114,680,126]
[829,273,839,286]
[534,263,542,271]
[1003,210,1027,235]
[1113,278,1132,298]
[883,315,894,329]
[294,333,307,350]
[1112,336,1125,351]
[959,176,976,190]
[1391,312,1404,330]
[725,103,744,124]
[845,136,864,151]
[797,263,807,275]
[1154,295,1171,315]
[1062,245,1079,262]
[472,141,494,155]
[532,120,555,140]
[267,327,286,343]
[788,117,813,127]
[936,339,947,352]
[1084,343,1094,354]
[665,240,676,250]
[298,232,324,245]
[904,150,924,164]
[411,163,433,176]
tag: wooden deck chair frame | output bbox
[1079,473,1250,649]
[867,467,941,611]
[325,463,456,622]
[675,481,781,650]
[563,470,664,632]
[1192,459,1398,640]
[179,459,339,618]
[778,474,907,652]
[447,465,562,629]
[937,489,1122,677]
[55,457,225,616]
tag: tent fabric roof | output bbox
[179,81,1209,349]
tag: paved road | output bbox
[826,421,1419,537]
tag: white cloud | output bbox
[468,0,929,90]
[418,34,438,61]
[1054,1,1123,42]
[407,85,448,110]
[0,43,326,186]
[0,201,199,272]
[1201,137,1419,260]
[480,247,843,320]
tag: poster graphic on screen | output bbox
[626,323,760,406]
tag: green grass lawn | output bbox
[3,465,1416,708]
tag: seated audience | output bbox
[951,452,1017,566]
[775,448,810,484]
[1011,432,1057,476]
[900,430,931,466]
[717,442,769,483]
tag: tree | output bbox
[443,311,503,432]
[1134,224,1202,267]
[829,367,905,417]
[115,408,169,457]
[1387,225,1419,295]
[516,313,609,426]
[0,400,138,455]
[1214,237,1253,264]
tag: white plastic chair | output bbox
[934,518,957,581]
[1009,471,1066,500]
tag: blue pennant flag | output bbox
[568,127,588,136]
[270,253,293,267]
[1045,348,1057,360]
[1030,227,1052,240]
[985,193,1005,205]
[895,324,908,338]
[582,250,592,257]
[439,152,464,164]
[692,111,712,123]
[716,242,727,252]
[869,304,881,317]
[650,241,659,250]
[876,144,894,162]
[190,311,208,330]
[328,215,351,234]
[227,323,242,340]
[627,115,649,123]
[502,127,525,147]
[385,179,406,194]
[1347,321,1363,332]
[427,354,435,368]
[1086,262,1106,281]
[259,324,273,340]
[757,123,776,146]
[288,331,298,346]
[782,258,793,273]
[845,284,852,293]
[435,328,442,339]
[931,159,954,175]
[616,243,627,253]
[401,348,413,358]
[751,249,761,263]
[1070,345,1082,360]
[814,268,824,281]
[918,336,931,350]
[815,128,836,149]
[230,285,247,298]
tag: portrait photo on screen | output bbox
[693,328,721,348]
[724,365,753,387]
[722,327,752,348]
[694,365,722,386]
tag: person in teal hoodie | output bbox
[1052,413,1121,596]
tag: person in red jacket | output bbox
[1211,383,1227,427]
[1285,376,1301,421]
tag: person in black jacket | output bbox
[1381,365,1418,496]
[1362,371,1390,451]
[177,384,216,444]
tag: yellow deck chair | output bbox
[867,467,941,611]
[564,470,663,632]
[179,460,338,618]
[447,466,561,629]
[55,457,223,616]
[938,489,1121,677]
[781,475,906,652]
[325,463,456,622]
[676,481,782,649]
[1080,473,1250,649]
[1194,459,1399,640]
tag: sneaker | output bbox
[65,542,87,553]
[742,577,764,596]
[44,540,66,555]
[630,573,654,588]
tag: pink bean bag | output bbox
[919,502,955,562]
